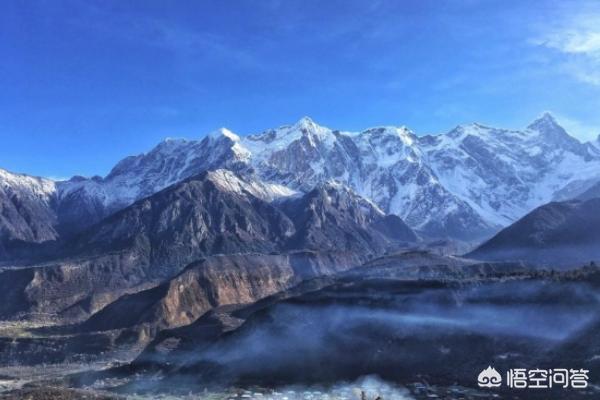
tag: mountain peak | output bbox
[293,116,320,131]
[525,112,587,155]
[288,116,335,146]
[527,112,560,131]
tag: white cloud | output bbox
[532,7,600,85]
[541,29,600,55]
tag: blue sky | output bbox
[3,0,600,178]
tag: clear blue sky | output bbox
[3,0,600,178]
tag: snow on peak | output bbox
[208,127,241,142]
[206,128,250,160]
[293,116,319,130]
[0,168,56,199]
[362,126,417,142]
[534,111,556,122]
[393,126,416,145]
[243,117,336,157]
[206,169,297,202]
[453,122,489,134]
[525,112,586,155]
[291,116,335,145]
[358,126,419,158]
[527,112,562,132]
[365,125,414,138]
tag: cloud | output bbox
[531,6,600,85]
[540,28,600,55]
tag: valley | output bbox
[1,255,599,399]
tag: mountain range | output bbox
[2,112,599,256]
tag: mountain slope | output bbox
[577,181,600,201]
[468,197,600,266]
[68,169,297,276]
[0,169,58,256]
[279,182,417,254]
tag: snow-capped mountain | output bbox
[0,168,58,247]
[48,129,253,235]
[240,113,600,239]
[2,112,600,246]
[420,114,595,226]
[60,129,248,207]
[242,118,492,239]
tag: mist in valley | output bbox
[118,277,600,397]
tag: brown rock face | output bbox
[0,250,154,320]
[81,251,363,334]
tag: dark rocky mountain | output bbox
[469,197,600,266]
[279,182,417,255]
[69,171,416,275]
[0,170,415,322]
[68,169,296,274]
